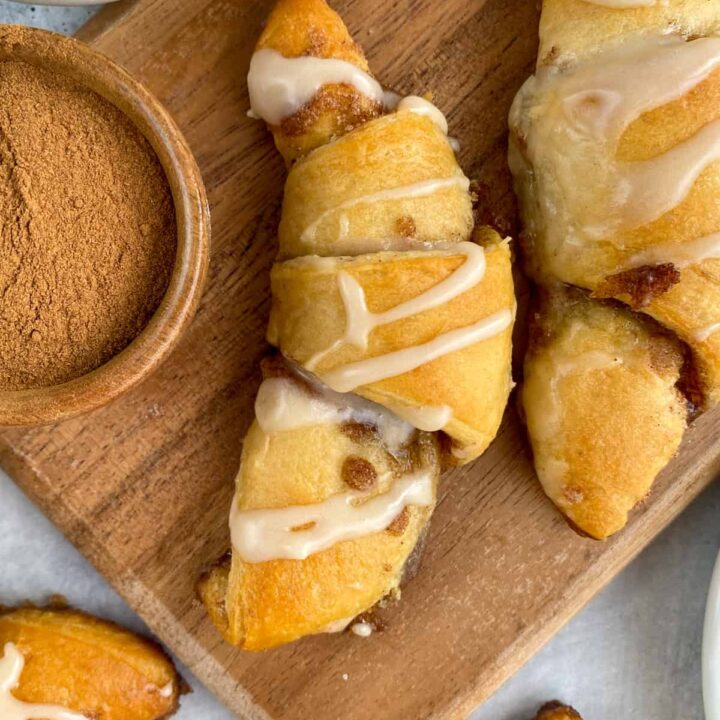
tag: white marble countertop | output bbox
[1,4,718,719]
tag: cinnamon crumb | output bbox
[341,421,378,443]
[303,28,327,56]
[394,215,417,238]
[342,456,377,491]
[594,264,680,309]
[291,521,317,532]
[386,507,410,536]
[541,45,560,67]
[677,349,706,420]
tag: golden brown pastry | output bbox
[522,288,687,539]
[276,110,475,258]
[199,0,516,650]
[253,0,514,464]
[0,605,180,719]
[510,0,720,537]
[251,0,382,164]
[199,373,440,649]
[269,231,514,462]
[534,700,584,720]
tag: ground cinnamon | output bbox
[0,59,176,391]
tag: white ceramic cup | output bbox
[704,548,720,720]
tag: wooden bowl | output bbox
[0,25,210,426]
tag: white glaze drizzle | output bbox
[350,622,373,637]
[303,242,510,393]
[255,376,415,451]
[247,48,383,125]
[388,403,453,432]
[619,121,720,231]
[694,322,720,341]
[391,95,458,150]
[158,682,174,699]
[258,365,451,434]
[0,643,87,720]
[626,233,720,269]
[300,175,471,243]
[543,351,623,443]
[397,96,449,134]
[322,310,512,393]
[510,35,720,270]
[229,468,434,563]
[307,242,486,367]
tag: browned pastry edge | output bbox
[528,283,706,419]
[197,522,432,638]
[594,263,681,310]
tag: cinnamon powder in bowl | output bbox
[0,25,210,425]
[1,61,176,390]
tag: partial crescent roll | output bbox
[0,606,180,719]
[204,402,439,649]
[522,288,687,539]
[253,0,382,163]
[199,0,516,650]
[534,701,584,720]
[510,0,718,537]
[277,111,474,258]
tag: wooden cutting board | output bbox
[1,1,718,718]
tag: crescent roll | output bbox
[0,606,180,719]
[510,0,719,537]
[200,0,516,650]
[522,288,687,539]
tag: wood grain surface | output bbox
[0,1,717,718]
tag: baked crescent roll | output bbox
[0,606,180,719]
[199,0,515,650]
[510,0,719,537]
[534,701,584,720]
[522,288,687,539]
